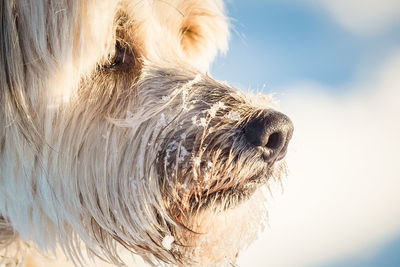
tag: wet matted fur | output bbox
[0,0,292,266]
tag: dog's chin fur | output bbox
[179,187,269,266]
[0,0,288,266]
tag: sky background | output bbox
[211,1,400,266]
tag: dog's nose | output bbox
[244,111,294,163]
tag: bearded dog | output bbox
[0,0,293,266]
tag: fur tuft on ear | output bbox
[178,0,229,71]
[127,0,229,73]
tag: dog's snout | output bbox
[244,111,294,163]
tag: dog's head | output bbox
[0,0,293,265]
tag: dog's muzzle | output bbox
[243,110,294,163]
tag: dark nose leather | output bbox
[244,110,294,163]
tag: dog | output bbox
[0,0,293,266]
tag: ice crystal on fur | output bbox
[178,146,190,163]
[225,110,241,121]
[161,235,175,250]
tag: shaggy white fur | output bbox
[0,1,291,266]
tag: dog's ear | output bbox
[0,0,81,147]
[123,0,229,73]
[0,0,50,147]
[0,1,117,146]
[179,0,229,71]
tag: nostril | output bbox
[265,132,282,150]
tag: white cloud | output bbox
[238,51,400,266]
[307,0,400,35]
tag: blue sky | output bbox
[212,1,400,90]
[211,1,400,266]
